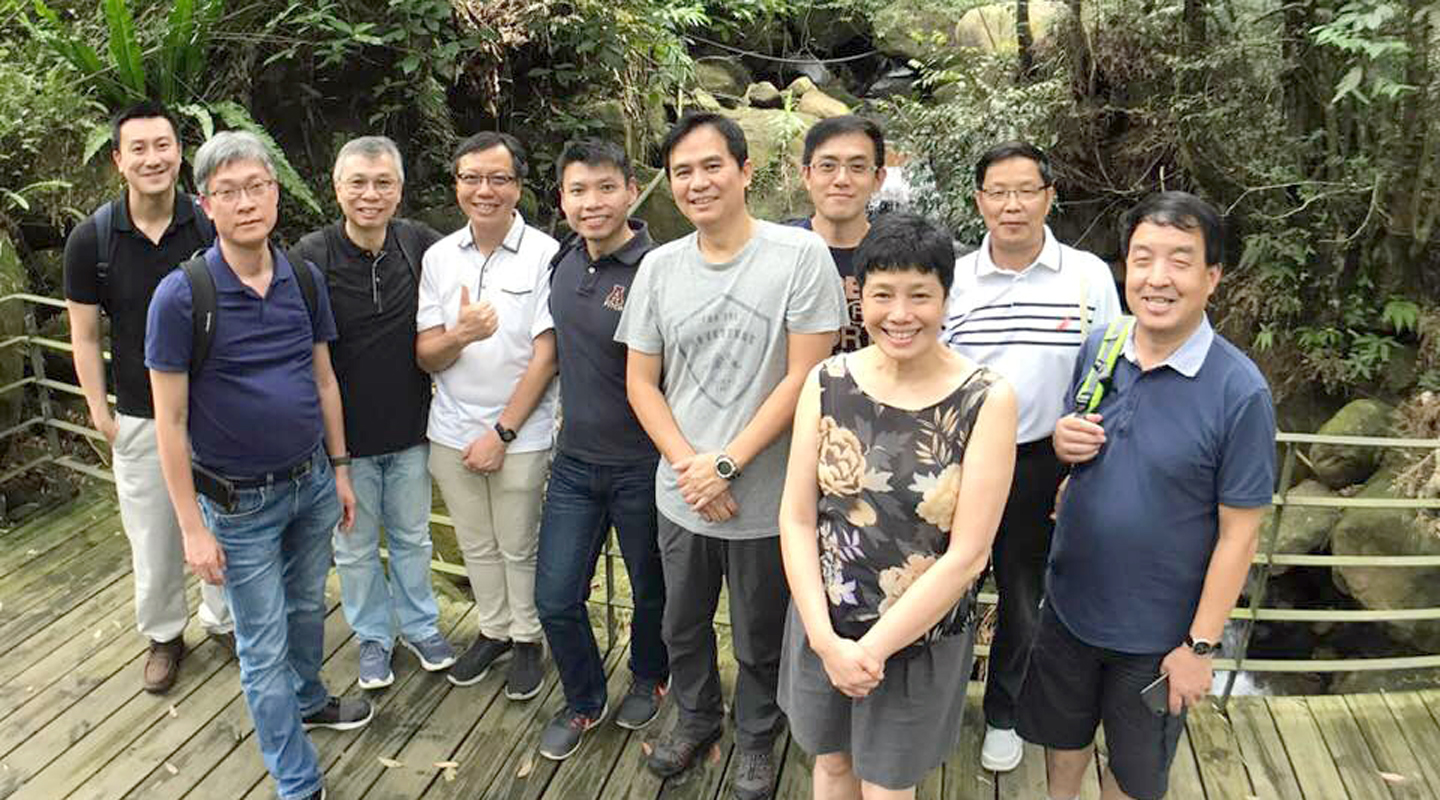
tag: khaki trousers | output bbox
[428,442,548,642]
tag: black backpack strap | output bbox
[290,255,321,338]
[93,200,116,301]
[291,229,330,279]
[189,195,216,245]
[548,231,585,284]
[180,255,217,380]
[392,218,442,283]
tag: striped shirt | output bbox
[941,226,1121,443]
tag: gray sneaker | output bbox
[302,696,374,731]
[447,634,512,687]
[732,747,776,800]
[401,633,457,671]
[537,701,608,761]
[356,641,394,690]
[614,676,666,730]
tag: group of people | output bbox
[63,99,1275,800]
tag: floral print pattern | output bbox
[814,353,997,656]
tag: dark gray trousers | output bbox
[658,517,789,751]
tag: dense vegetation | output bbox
[2,0,1438,413]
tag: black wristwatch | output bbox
[714,453,740,481]
[493,421,517,443]
[1185,635,1220,657]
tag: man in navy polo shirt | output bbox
[535,139,668,761]
[146,131,369,800]
[1017,192,1274,800]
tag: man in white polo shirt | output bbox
[416,131,559,701]
[940,141,1120,773]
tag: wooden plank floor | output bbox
[5,491,1440,799]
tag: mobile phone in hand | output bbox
[1140,672,1171,716]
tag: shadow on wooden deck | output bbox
[5,491,1440,799]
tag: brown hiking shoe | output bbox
[143,637,185,694]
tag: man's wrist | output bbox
[1184,634,1221,657]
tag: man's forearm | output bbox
[1188,512,1263,641]
[72,339,112,426]
[153,414,206,534]
[416,328,467,374]
[726,370,807,468]
[318,378,348,458]
[627,379,695,466]
[497,335,556,433]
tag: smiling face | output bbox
[455,145,521,235]
[802,131,885,227]
[974,155,1054,256]
[1125,220,1221,344]
[666,124,751,231]
[861,267,947,360]
[334,152,401,234]
[559,160,638,250]
[112,116,181,200]
[200,158,278,249]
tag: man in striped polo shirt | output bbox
[940,141,1121,773]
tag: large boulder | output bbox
[1331,468,1440,652]
[874,0,1065,62]
[631,165,694,245]
[0,232,25,433]
[721,106,819,221]
[695,59,752,106]
[745,81,783,109]
[797,87,850,119]
[1262,479,1342,573]
[1308,399,1395,488]
[955,1,1066,52]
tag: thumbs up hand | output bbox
[452,285,498,344]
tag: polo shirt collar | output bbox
[334,220,393,259]
[113,190,196,236]
[458,211,526,254]
[1123,315,1214,378]
[208,243,295,293]
[595,219,652,267]
[974,224,1062,277]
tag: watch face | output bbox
[715,456,736,479]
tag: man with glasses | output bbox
[64,101,233,694]
[790,115,888,354]
[290,136,453,691]
[146,130,369,800]
[416,131,559,700]
[939,141,1120,774]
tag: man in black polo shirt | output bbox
[535,139,668,761]
[291,136,454,691]
[63,101,232,694]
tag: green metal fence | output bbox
[5,291,1440,704]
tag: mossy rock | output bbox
[955,1,1066,52]
[0,232,25,432]
[797,87,850,119]
[1308,399,1395,488]
[695,59,752,105]
[632,165,694,245]
[1331,467,1440,652]
[721,106,818,222]
[1262,479,1342,573]
[745,82,783,109]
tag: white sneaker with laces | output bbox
[981,725,1024,772]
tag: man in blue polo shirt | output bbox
[535,139,668,761]
[147,131,370,800]
[1017,192,1274,800]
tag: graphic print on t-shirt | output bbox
[676,293,773,407]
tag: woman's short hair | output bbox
[854,212,956,296]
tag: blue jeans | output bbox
[535,452,668,716]
[200,448,338,800]
[333,442,441,647]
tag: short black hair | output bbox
[802,115,885,167]
[973,140,1052,189]
[659,112,747,174]
[111,101,179,151]
[556,139,634,184]
[1120,191,1225,266]
[452,131,528,180]
[854,212,956,297]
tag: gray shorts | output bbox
[777,604,976,790]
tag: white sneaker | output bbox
[981,725,1023,772]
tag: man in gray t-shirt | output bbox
[616,112,844,797]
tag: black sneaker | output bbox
[732,747,776,800]
[645,725,722,778]
[447,634,513,687]
[303,789,327,800]
[614,676,666,730]
[537,701,608,761]
[505,641,544,700]
[301,696,373,731]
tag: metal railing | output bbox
[5,292,1440,693]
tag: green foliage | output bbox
[210,101,324,217]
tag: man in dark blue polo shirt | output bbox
[535,139,668,761]
[1017,192,1275,800]
[146,131,368,800]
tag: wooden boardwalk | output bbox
[5,491,1440,799]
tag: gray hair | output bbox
[332,136,405,184]
[194,131,276,195]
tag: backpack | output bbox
[290,218,433,285]
[178,251,319,380]
[1073,315,1136,414]
[92,195,215,304]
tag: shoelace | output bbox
[737,751,769,781]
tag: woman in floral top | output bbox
[777,212,1017,798]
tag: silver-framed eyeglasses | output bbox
[208,179,277,204]
[809,160,878,177]
[456,172,516,188]
[980,185,1051,203]
[341,177,400,196]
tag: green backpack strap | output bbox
[1074,315,1135,414]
